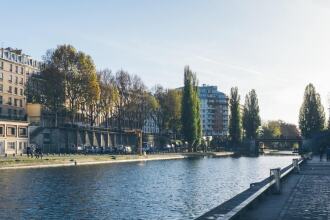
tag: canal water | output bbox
[0,155,297,219]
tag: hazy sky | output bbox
[2,0,330,124]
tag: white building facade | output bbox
[142,116,159,134]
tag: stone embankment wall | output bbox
[29,126,141,153]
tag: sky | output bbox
[1,0,330,124]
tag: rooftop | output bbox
[0,47,41,68]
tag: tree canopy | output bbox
[299,83,325,138]
[181,66,201,151]
[229,87,242,146]
[242,89,261,139]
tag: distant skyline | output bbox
[2,0,330,124]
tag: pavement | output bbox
[243,156,330,220]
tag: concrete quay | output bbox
[197,155,327,220]
[244,156,330,220]
[0,151,234,170]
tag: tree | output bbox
[40,65,65,126]
[181,66,201,152]
[48,45,81,123]
[114,70,132,130]
[262,121,281,139]
[48,45,100,124]
[28,44,101,126]
[98,69,119,127]
[242,89,261,139]
[153,86,182,136]
[164,89,182,136]
[299,83,325,138]
[229,87,242,146]
[77,52,100,126]
[280,121,299,138]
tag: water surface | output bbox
[0,155,297,219]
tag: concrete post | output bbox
[293,158,300,173]
[270,168,281,194]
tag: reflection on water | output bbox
[0,155,297,219]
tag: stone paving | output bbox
[278,159,330,220]
[245,157,330,220]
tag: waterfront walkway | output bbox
[0,152,234,170]
[243,156,330,220]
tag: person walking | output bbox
[327,146,330,161]
[320,146,324,161]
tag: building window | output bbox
[19,110,23,116]
[19,142,23,150]
[0,96,2,105]
[14,99,18,107]
[13,109,17,116]
[20,89,23,95]
[0,125,4,136]
[8,75,12,83]
[21,67,24,74]
[0,84,2,92]
[8,142,16,150]
[7,126,16,136]
[0,62,3,69]
[14,87,17,95]
[8,86,12,93]
[19,99,23,107]
[8,97,12,105]
[15,77,18,84]
[19,127,27,137]
[15,66,18,73]
[0,72,3,80]
[20,78,23,85]
[10,64,12,72]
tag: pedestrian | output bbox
[26,146,31,158]
[320,146,324,161]
[327,146,330,161]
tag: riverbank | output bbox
[0,152,234,170]
[0,154,185,170]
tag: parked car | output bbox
[85,146,95,154]
[124,146,132,154]
[115,145,125,154]
[103,147,114,154]
[77,145,84,153]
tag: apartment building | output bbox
[142,116,159,134]
[0,47,41,119]
[0,47,41,154]
[199,84,229,137]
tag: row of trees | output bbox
[26,44,264,150]
[261,120,299,139]
[227,82,330,148]
[33,44,330,151]
[26,44,186,137]
[228,87,261,146]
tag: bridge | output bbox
[255,137,303,148]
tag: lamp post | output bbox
[136,129,142,155]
